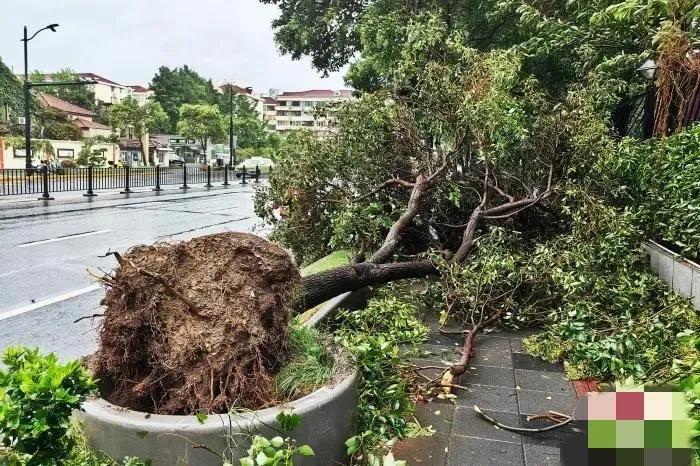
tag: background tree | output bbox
[150,66,218,132]
[75,136,107,166]
[30,68,96,111]
[109,97,168,165]
[0,57,24,131]
[176,103,225,160]
[32,105,82,140]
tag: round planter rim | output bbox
[81,369,358,434]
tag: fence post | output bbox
[153,164,162,191]
[83,165,97,197]
[205,165,213,187]
[120,165,133,194]
[240,166,247,185]
[38,165,53,200]
[223,165,230,186]
[180,162,190,189]
[254,165,260,183]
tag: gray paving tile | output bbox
[452,407,521,444]
[461,365,516,388]
[523,444,559,466]
[511,338,524,353]
[515,369,574,395]
[454,383,519,413]
[446,436,524,466]
[476,335,512,350]
[414,402,455,434]
[518,414,583,448]
[412,358,452,380]
[487,327,540,339]
[517,389,577,416]
[474,345,512,367]
[417,344,461,363]
[393,433,448,465]
[512,352,564,373]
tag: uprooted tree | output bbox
[255,0,700,387]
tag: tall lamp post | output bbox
[228,84,237,168]
[22,24,58,170]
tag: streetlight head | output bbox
[47,24,59,32]
[636,59,657,81]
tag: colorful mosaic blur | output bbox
[561,388,693,465]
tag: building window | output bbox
[291,101,300,106]
[57,148,74,159]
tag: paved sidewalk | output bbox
[394,316,581,465]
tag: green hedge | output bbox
[613,125,700,260]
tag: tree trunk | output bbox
[299,259,438,310]
[138,135,148,167]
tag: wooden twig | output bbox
[73,313,104,323]
[474,405,572,433]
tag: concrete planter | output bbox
[77,370,358,466]
[643,240,700,310]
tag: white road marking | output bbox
[0,283,102,321]
[17,229,112,248]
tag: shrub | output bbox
[611,125,700,260]
[60,159,78,169]
[0,347,96,465]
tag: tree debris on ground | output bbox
[88,232,301,415]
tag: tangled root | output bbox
[88,232,301,414]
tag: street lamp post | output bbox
[228,84,236,168]
[21,24,59,170]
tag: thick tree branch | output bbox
[369,174,428,263]
[299,260,438,311]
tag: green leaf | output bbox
[195,411,208,424]
[297,445,315,456]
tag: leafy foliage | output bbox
[238,411,314,466]
[611,125,700,259]
[0,347,96,465]
[150,66,218,132]
[0,57,24,122]
[109,98,168,164]
[335,294,427,457]
[176,104,225,156]
[519,197,699,380]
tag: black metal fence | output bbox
[0,163,266,199]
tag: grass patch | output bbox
[275,325,335,400]
[300,250,351,277]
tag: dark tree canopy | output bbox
[150,65,219,132]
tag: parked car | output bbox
[234,157,275,178]
[169,156,185,167]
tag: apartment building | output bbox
[127,85,154,105]
[26,72,132,106]
[270,89,353,136]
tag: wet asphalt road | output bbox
[0,185,265,361]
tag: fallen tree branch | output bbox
[474,405,572,433]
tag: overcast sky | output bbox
[0,0,347,93]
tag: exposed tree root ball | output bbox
[89,232,301,415]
